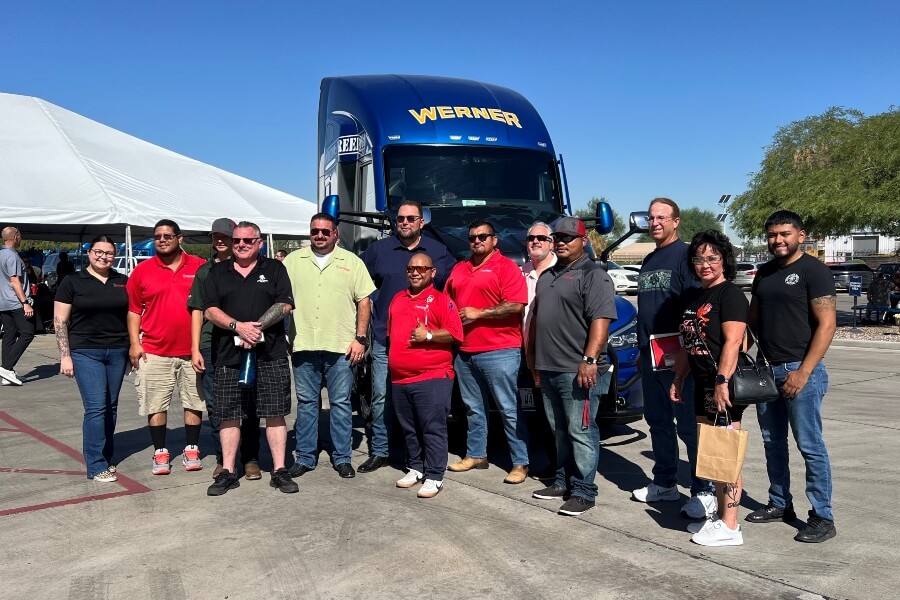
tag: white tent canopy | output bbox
[0,92,316,244]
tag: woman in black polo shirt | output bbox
[54,235,130,483]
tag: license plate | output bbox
[518,387,535,409]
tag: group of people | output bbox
[3,196,837,547]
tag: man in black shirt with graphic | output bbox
[747,210,837,543]
[202,221,298,496]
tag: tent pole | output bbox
[267,233,274,258]
[125,226,133,275]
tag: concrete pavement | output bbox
[1,334,898,599]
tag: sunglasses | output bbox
[406,265,433,274]
[310,228,333,237]
[153,234,177,241]
[526,235,552,243]
[467,233,494,243]
[232,237,260,245]
[396,215,420,223]
[552,233,580,244]
[691,256,723,265]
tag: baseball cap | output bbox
[210,218,236,237]
[553,217,587,237]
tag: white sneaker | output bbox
[632,482,679,502]
[417,479,443,498]
[0,367,22,386]
[682,492,718,519]
[1,379,11,386]
[688,512,720,534]
[692,518,743,546]
[396,469,423,488]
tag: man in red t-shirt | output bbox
[127,219,207,476]
[387,254,463,498]
[444,219,530,484]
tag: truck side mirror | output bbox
[594,201,615,235]
[629,211,650,233]
[421,206,432,225]
[322,195,341,221]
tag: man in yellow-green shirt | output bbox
[283,213,375,479]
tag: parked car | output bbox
[605,261,639,295]
[828,262,874,291]
[113,255,152,274]
[875,263,900,281]
[42,252,87,289]
[734,262,758,288]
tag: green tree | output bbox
[637,206,721,243]
[574,196,626,255]
[729,106,900,238]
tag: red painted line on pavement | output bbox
[0,468,85,475]
[0,411,151,516]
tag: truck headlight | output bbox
[609,317,638,349]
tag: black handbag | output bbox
[696,321,778,405]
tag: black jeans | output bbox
[1,307,35,371]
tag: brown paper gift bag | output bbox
[696,422,749,484]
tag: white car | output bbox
[605,261,639,295]
[113,255,152,274]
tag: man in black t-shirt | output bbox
[747,210,837,543]
[202,222,298,496]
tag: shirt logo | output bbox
[257,274,269,283]
[785,273,800,286]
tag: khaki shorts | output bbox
[134,353,206,416]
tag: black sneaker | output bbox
[532,484,568,500]
[207,469,240,496]
[745,502,796,523]
[270,468,299,494]
[794,511,836,543]
[558,496,595,516]
[288,463,313,478]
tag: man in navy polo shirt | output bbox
[202,221,297,496]
[359,200,456,473]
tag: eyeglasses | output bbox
[467,233,494,243]
[691,256,723,265]
[406,265,433,274]
[552,233,580,244]
[91,249,116,258]
[153,234,177,241]
[396,215,420,223]
[310,228,333,237]
[526,235,552,243]
[648,216,674,223]
[232,237,260,245]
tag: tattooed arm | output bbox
[782,294,836,398]
[54,301,75,378]
[459,301,525,323]
[256,303,292,330]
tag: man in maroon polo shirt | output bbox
[387,254,463,498]
[444,219,530,484]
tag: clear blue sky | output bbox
[3,1,898,240]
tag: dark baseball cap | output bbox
[554,217,587,237]
[210,218,236,237]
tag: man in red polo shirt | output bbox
[444,219,530,484]
[388,254,463,498]
[127,219,207,475]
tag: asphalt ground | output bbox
[1,333,898,600]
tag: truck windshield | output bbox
[384,145,561,212]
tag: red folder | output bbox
[649,333,683,371]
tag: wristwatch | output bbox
[425,331,433,342]
[355,335,369,348]
[582,355,597,365]
[715,374,729,385]
[228,321,237,331]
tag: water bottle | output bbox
[238,349,257,387]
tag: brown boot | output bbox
[503,465,529,484]
[447,457,489,472]
[244,462,262,480]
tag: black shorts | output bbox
[213,357,292,421]
[694,376,748,423]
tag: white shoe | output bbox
[417,479,443,498]
[1,379,11,386]
[682,492,718,519]
[0,367,22,386]
[688,512,720,534]
[91,469,118,483]
[692,518,743,546]
[396,469,423,488]
[632,482,679,502]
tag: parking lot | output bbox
[1,333,898,600]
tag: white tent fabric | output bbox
[0,92,316,242]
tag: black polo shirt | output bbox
[203,256,294,367]
[54,269,130,349]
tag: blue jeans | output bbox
[756,361,833,521]
[640,351,713,495]
[540,369,612,502]
[368,340,393,457]
[454,348,529,466]
[293,351,354,468]
[71,348,129,478]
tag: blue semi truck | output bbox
[317,74,645,424]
